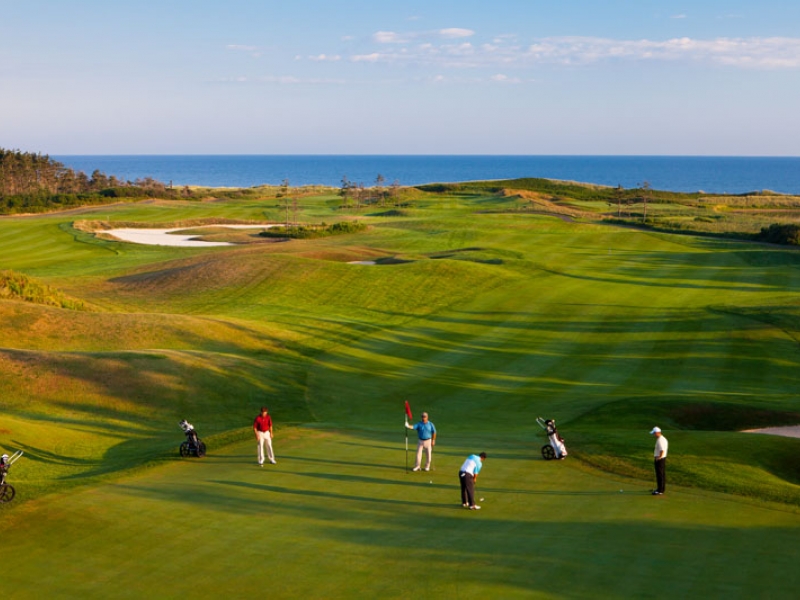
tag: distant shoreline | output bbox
[53,155,800,194]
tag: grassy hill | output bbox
[1,187,800,597]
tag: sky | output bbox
[2,0,800,155]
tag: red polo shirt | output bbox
[254,414,272,432]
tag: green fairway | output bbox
[2,190,800,597]
[3,430,800,599]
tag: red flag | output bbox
[404,400,413,421]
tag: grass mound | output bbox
[104,245,512,321]
[0,270,87,310]
[75,218,269,232]
[427,246,523,265]
[368,209,409,217]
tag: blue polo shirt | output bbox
[413,421,436,440]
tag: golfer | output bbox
[650,427,668,495]
[405,412,436,471]
[254,407,276,466]
[459,452,486,510]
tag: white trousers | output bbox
[415,439,433,469]
[257,431,275,464]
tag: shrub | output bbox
[757,223,800,245]
[259,221,367,239]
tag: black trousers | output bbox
[459,471,475,506]
[654,458,666,493]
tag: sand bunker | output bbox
[743,426,800,439]
[104,225,274,247]
[347,260,377,265]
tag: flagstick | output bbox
[405,425,409,473]
[403,401,412,474]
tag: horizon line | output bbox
[50,153,800,158]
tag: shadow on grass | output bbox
[9,440,102,467]
[480,485,646,496]
[213,479,450,509]
[280,454,406,472]
[291,470,452,490]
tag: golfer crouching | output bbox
[459,452,486,510]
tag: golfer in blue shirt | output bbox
[405,412,437,471]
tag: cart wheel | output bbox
[196,441,207,457]
[180,441,190,457]
[541,445,556,460]
[0,484,15,503]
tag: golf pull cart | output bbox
[179,420,207,457]
[0,450,23,503]
[536,417,568,460]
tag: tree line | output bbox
[0,148,189,214]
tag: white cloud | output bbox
[490,74,521,83]
[347,35,800,70]
[374,31,409,44]
[352,53,383,63]
[523,36,800,69]
[308,54,341,62]
[439,28,475,39]
[446,43,475,56]
[671,14,687,19]
[373,28,476,44]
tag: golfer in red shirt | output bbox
[254,407,276,466]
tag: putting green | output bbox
[2,429,799,599]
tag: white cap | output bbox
[649,427,661,434]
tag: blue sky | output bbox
[2,0,799,155]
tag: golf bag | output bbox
[179,420,207,457]
[0,450,23,503]
[536,417,568,460]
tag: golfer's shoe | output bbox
[462,503,469,508]
[652,490,663,495]
[423,467,430,471]
[470,505,481,510]
[412,466,421,472]
[270,460,277,464]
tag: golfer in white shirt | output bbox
[650,427,668,495]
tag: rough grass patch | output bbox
[0,270,88,311]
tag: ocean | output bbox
[54,155,800,195]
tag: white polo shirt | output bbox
[654,435,668,459]
[460,455,482,475]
